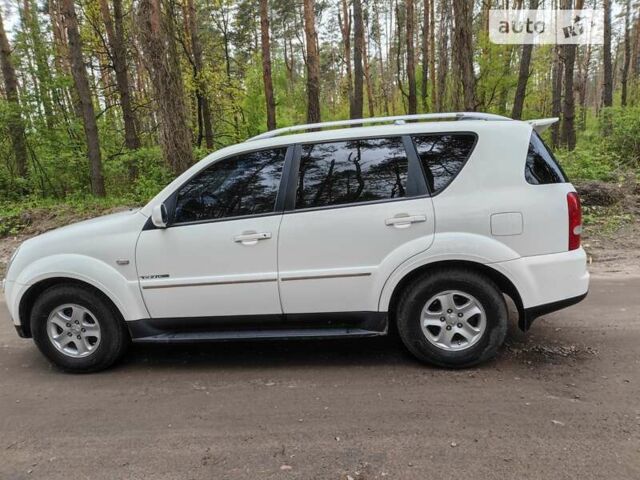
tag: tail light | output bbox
[567,192,582,250]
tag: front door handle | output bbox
[385,214,427,228]
[233,231,272,245]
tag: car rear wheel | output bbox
[396,268,508,368]
[31,284,129,373]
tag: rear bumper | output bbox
[493,248,589,330]
[521,291,588,330]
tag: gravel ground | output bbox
[1,276,639,479]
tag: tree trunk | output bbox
[23,0,55,129]
[576,43,592,129]
[511,0,539,119]
[395,0,407,112]
[49,0,79,122]
[303,0,321,123]
[99,0,141,181]
[339,0,352,112]
[435,0,449,111]
[372,0,389,115]
[562,43,576,150]
[0,8,29,179]
[362,8,375,117]
[259,0,276,130]
[420,0,429,111]
[602,0,613,107]
[62,0,105,196]
[551,45,563,148]
[352,0,364,118]
[405,0,417,114]
[186,0,214,148]
[620,0,631,106]
[452,0,476,111]
[632,15,640,83]
[561,0,580,151]
[428,0,436,110]
[137,0,194,174]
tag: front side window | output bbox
[525,132,568,184]
[296,137,409,209]
[174,148,286,223]
[412,133,477,194]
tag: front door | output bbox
[136,147,289,319]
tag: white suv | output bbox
[3,113,589,372]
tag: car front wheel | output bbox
[30,284,129,373]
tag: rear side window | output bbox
[412,134,476,194]
[525,132,568,184]
[295,137,409,209]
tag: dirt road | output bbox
[1,276,639,480]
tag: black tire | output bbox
[30,284,129,373]
[396,268,508,368]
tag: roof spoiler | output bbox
[527,118,559,134]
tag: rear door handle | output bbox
[233,231,272,245]
[385,214,427,228]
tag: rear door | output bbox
[277,136,435,314]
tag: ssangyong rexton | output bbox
[2,113,589,372]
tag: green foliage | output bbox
[556,144,622,182]
[553,107,640,182]
[103,147,173,201]
[0,0,638,212]
[0,208,29,236]
[599,107,640,168]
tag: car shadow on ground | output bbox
[122,332,416,371]
[114,309,535,373]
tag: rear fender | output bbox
[377,232,521,311]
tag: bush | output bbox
[556,146,621,182]
[104,147,173,202]
[599,107,640,168]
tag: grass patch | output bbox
[0,195,142,237]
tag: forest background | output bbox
[0,0,638,246]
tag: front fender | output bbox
[11,254,148,325]
[377,233,522,311]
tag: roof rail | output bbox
[246,112,511,142]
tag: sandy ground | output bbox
[0,276,639,480]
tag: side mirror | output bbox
[151,203,169,228]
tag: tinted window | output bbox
[525,132,568,184]
[174,148,286,223]
[412,134,476,194]
[296,137,409,209]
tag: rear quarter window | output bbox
[525,132,568,184]
[411,133,477,194]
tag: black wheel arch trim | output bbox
[17,277,127,339]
